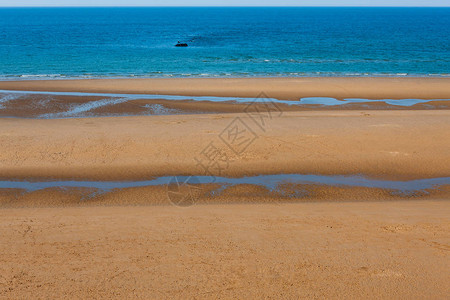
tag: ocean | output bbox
[0,7,449,79]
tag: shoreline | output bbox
[1,77,450,100]
[2,74,450,80]
[2,7,449,299]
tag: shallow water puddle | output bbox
[1,174,449,194]
[0,89,446,119]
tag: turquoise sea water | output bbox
[0,7,449,79]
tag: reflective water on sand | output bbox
[1,174,449,195]
[0,89,444,118]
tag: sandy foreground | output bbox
[1,201,449,299]
[1,78,449,298]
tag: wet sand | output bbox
[2,92,450,119]
[1,201,449,299]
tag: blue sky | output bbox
[1,0,449,6]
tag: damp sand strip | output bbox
[0,90,444,108]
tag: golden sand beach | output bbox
[0,78,449,298]
[1,201,449,299]
[1,77,450,99]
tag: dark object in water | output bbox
[175,41,188,47]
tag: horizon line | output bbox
[1,5,450,8]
